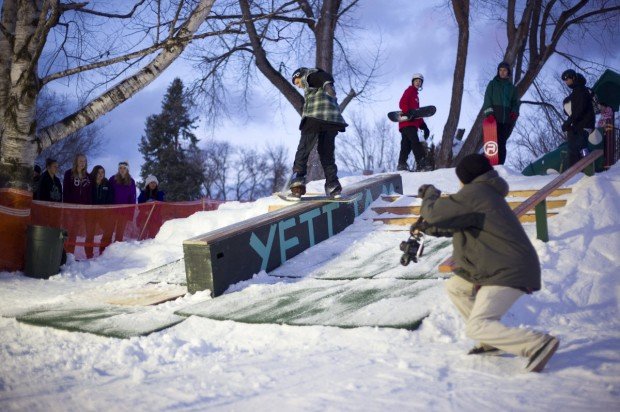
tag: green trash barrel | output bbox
[24,225,67,279]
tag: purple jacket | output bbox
[109,175,136,204]
[63,169,92,204]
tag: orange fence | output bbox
[0,188,223,271]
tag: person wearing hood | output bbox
[138,175,165,203]
[288,67,348,198]
[561,69,595,167]
[413,154,559,373]
[482,62,520,165]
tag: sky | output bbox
[61,0,620,179]
[1,164,619,410]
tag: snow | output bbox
[1,165,619,411]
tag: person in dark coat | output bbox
[561,69,595,167]
[87,165,114,257]
[138,175,165,203]
[63,153,92,204]
[90,165,114,205]
[397,73,431,171]
[32,165,41,199]
[482,62,520,165]
[36,158,62,202]
[289,67,348,198]
[414,154,559,372]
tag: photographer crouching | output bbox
[414,153,559,373]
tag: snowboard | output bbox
[482,115,499,166]
[275,192,362,203]
[387,105,436,122]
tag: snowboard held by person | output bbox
[288,67,348,198]
[414,154,559,372]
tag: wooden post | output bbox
[535,200,549,242]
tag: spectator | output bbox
[596,101,613,128]
[108,161,136,243]
[397,73,431,171]
[36,158,62,202]
[63,153,92,204]
[87,165,114,258]
[482,62,520,165]
[91,165,114,205]
[138,175,165,203]
[32,164,42,200]
[288,67,348,198]
[414,154,559,372]
[561,69,595,167]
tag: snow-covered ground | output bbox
[1,164,619,411]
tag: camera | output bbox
[399,232,425,266]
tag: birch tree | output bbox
[0,0,218,191]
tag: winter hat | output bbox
[291,67,308,84]
[497,61,511,76]
[118,161,129,169]
[561,69,576,81]
[455,154,493,184]
[144,174,158,188]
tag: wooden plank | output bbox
[380,188,572,203]
[373,212,557,226]
[372,199,567,216]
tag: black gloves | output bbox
[421,124,430,139]
[410,216,428,235]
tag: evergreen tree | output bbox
[139,78,204,201]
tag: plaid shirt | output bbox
[301,69,347,127]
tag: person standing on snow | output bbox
[482,62,520,165]
[413,153,559,373]
[397,73,431,172]
[288,67,348,198]
[561,69,595,167]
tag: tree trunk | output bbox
[437,0,469,168]
[0,0,215,191]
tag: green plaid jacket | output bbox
[301,69,347,126]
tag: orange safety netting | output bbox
[0,187,222,271]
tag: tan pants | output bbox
[445,275,548,358]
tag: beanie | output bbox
[144,174,158,188]
[118,161,129,169]
[455,154,493,184]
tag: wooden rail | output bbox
[438,150,603,273]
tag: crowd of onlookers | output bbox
[32,155,165,205]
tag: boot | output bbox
[396,163,409,171]
[325,180,342,198]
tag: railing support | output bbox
[535,200,549,242]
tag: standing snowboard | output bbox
[387,105,436,122]
[482,115,499,166]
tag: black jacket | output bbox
[92,179,114,204]
[37,171,62,202]
[563,75,595,130]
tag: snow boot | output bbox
[289,172,306,198]
[525,336,559,372]
[325,180,342,198]
[396,163,409,171]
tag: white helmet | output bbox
[412,73,424,89]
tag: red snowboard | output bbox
[482,116,499,166]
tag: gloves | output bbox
[410,216,429,235]
[418,184,432,198]
[509,112,519,122]
[561,119,572,132]
[485,114,495,122]
[421,124,430,139]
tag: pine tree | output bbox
[139,78,204,201]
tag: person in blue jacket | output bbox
[138,175,165,203]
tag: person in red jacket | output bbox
[397,73,431,172]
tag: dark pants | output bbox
[398,127,426,167]
[566,128,588,167]
[497,122,514,165]
[293,131,339,186]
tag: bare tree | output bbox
[264,144,289,194]
[337,112,398,173]
[0,0,219,191]
[231,147,270,200]
[192,0,380,181]
[435,0,620,166]
[203,140,232,200]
